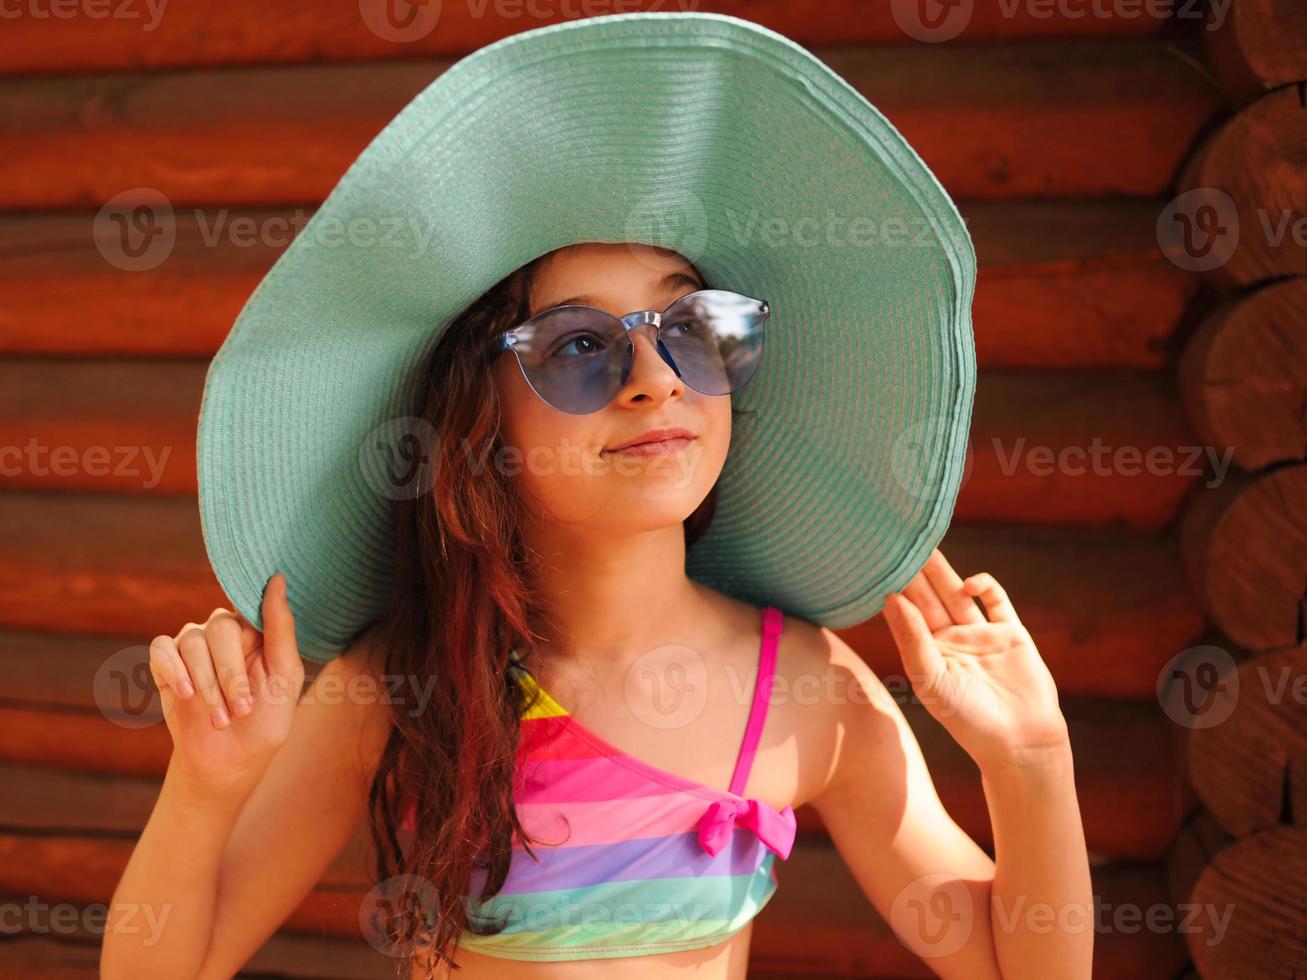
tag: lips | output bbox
[604,427,695,453]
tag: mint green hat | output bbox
[197,11,977,661]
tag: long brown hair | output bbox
[361,246,730,975]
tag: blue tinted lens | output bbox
[507,291,768,415]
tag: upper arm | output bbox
[195,632,394,980]
[805,626,1002,980]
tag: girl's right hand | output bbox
[149,572,307,796]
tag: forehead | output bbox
[529,243,704,314]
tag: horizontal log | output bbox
[967,198,1199,369]
[0,494,1203,699]
[0,929,401,980]
[0,37,1220,207]
[0,360,1201,530]
[0,0,1180,76]
[0,200,1197,367]
[0,832,1187,978]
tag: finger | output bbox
[148,633,193,707]
[175,625,232,729]
[883,592,943,687]
[205,610,255,719]
[962,572,1022,627]
[921,548,986,626]
[261,572,303,680]
[232,608,264,662]
[900,567,952,632]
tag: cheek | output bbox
[493,362,603,501]
[701,394,734,476]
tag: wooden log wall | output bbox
[1162,2,1307,978]
[2,2,1298,977]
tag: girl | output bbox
[104,13,1091,980]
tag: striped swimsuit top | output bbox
[446,605,796,961]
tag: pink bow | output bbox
[697,797,797,861]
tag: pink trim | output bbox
[727,606,783,797]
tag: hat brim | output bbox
[197,11,977,660]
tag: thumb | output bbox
[260,572,302,676]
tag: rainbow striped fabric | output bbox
[451,606,796,960]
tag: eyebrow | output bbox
[533,270,704,316]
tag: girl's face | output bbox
[490,242,732,535]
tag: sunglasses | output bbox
[485,288,770,415]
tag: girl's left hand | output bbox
[882,548,1070,774]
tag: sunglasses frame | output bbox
[484,288,771,413]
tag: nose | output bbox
[617,321,683,402]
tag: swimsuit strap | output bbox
[727,606,784,797]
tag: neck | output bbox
[521,515,710,672]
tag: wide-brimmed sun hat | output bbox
[196,11,977,661]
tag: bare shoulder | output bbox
[298,622,395,786]
[771,611,900,809]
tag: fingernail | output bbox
[179,677,194,697]
[212,707,230,727]
[233,698,253,716]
